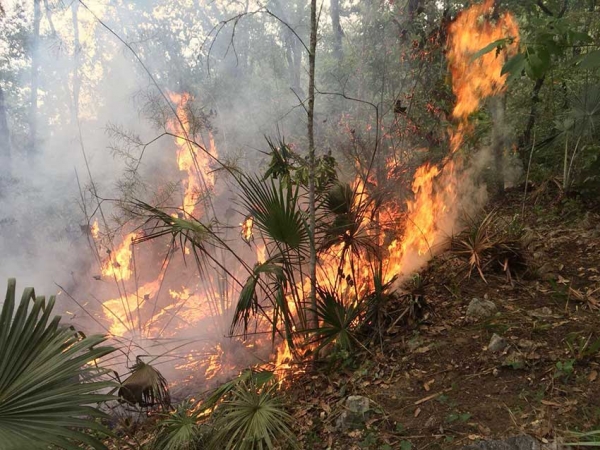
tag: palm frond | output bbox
[201,369,274,413]
[118,358,170,410]
[231,257,295,345]
[209,380,296,450]
[308,287,363,353]
[237,175,309,252]
[152,400,208,450]
[0,279,116,450]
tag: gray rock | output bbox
[488,333,508,352]
[346,395,370,414]
[467,298,498,320]
[462,434,542,450]
[528,307,555,319]
[336,395,371,430]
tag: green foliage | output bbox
[209,380,296,450]
[238,175,309,252]
[0,279,116,450]
[202,369,274,413]
[309,287,363,353]
[565,333,600,361]
[501,16,595,80]
[554,359,575,382]
[152,400,208,450]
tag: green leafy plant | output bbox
[0,278,115,450]
[209,380,296,450]
[152,400,208,450]
[554,359,575,382]
[309,286,364,354]
[565,333,600,361]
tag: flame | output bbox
[385,0,519,280]
[256,244,266,264]
[90,219,100,239]
[447,0,519,124]
[101,232,137,281]
[241,216,254,243]
[168,92,218,216]
[91,1,520,386]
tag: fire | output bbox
[90,219,100,239]
[386,0,519,281]
[101,232,137,281]
[168,92,218,216]
[256,244,266,264]
[241,215,254,243]
[86,1,520,388]
[447,0,519,124]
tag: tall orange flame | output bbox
[387,0,519,281]
[168,92,218,216]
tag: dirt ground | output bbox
[284,187,600,449]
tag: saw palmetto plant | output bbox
[450,210,527,283]
[209,379,296,450]
[308,286,364,354]
[152,400,209,450]
[0,278,116,450]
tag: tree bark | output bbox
[490,95,506,196]
[518,76,545,157]
[29,0,42,157]
[308,0,317,328]
[0,84,10,176]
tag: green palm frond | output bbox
[152,400,208,450]
[319,182,379,259]
[231,257,296,346]
[238,175,309,252]
[308,287,363,353]
[209,380,296,450]
[118,358,170,410]
[0,279,116,450]
[201,369,274,413]
[130,200,212,248]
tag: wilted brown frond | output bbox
[450,210,528,283]
[119,358,171,410]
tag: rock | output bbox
[528,307,555,319]
[502,350,525,369]
[346,395,369,414]
[488,333,508,352]
[466,298,498,321]
[462,434,542,449]
[336,395,371,430]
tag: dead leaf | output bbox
[414,407,422,418]
[541,400,561,407]
[423,379,435,392]
[589,370,598,382]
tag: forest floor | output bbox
[284,185,600,450]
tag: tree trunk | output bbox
[29,0,42,157]
[330,0,343,64]
[490,95,506,196]
[0,84,10,177]
[308,0,317,328]
[518,76,545,158]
